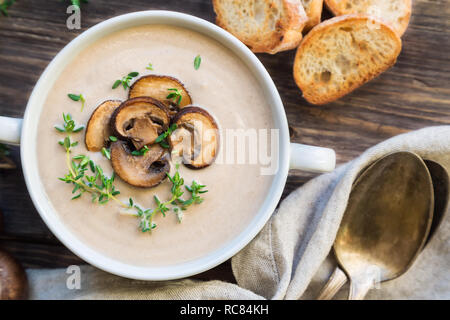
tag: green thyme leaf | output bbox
[68,93,86,112]
[101,147,111,160]
[131,145,149,156]
[194,55,201,70]
[70,0,88,10]
[112,80,121,89]
[64,137,71,149]
[113,72,139,90]
[154,123,177,148]
[0,0,15,17]
[166,88,182,106]
[155,134,165,143]
[159,141,170,149]
[68,94,81,101]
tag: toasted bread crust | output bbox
[302,0,324,31]
[293,14,402,105]
[213,0,308,54]
[325,0,411,36]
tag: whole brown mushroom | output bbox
[0,250,28,300]
[0,209,27,300]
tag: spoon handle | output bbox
[349,277,375,300]
[317,267,348,300]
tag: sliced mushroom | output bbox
[0,250,28,300]
[169,106,219,169]
[85,100,122,151]
[111,97,170,150]
[129,75,192,114]
[110,141,170,188]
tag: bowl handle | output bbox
[290,143,336,173]
[0,116,22,145]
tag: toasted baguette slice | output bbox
[302,0,324,31]
[213,0,308,54]
[325,0,411,36]
[293,15,401,105]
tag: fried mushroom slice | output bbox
[85,100,122,151]
[169,106,219,169]
[129,75,192,113]
[111,97,170,150]
[110,141,170,188]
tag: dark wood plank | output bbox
[0,0,449,285]
[0,234,236,283]
[0,235,85,268]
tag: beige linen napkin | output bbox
[27,126,450,300]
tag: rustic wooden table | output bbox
[0,1,449,284]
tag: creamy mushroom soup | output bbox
[37,25,275,266]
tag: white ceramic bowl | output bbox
[0,11,335,280]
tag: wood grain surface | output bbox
[0,0,449,284]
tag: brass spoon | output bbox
[317,152,435,300]
[317,158,449,299]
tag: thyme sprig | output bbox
[155,123,177,149]
[68,93,86,111]
[166,88,183,106]
[131,145,149,156]
[56,114,124,205]
[59,155,122,203]
[128,165,208,232]
[55,114,207,233]
[55,113,84,137]
[112,72,139,90]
